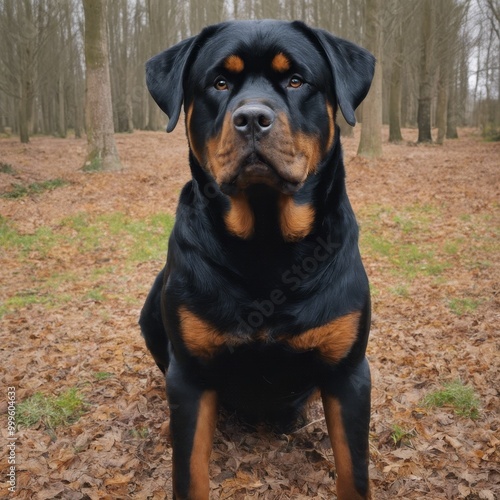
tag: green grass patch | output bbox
[363,233,392,257]
[362,233,449,279]
[2,179,69,199]
[0,215,20,247]
[390,424,416,447]
[2,211,174,263]
[1,211,174,314]
[100,211,174,262]
[17,388,87,429]
[393,214,419,234]
[82,158,102,172]
[448,297,481,316]
[482,123,500,141]
[59,213,103,251]
[359,203,453,280]
[60,212,174,261]
[369,283,380,298]
[85,287,106,302]
[422,380,480,419]
[1,291,43,312]
[0,217,60,256]
[129,426,150,439]
[0,162,16,174]
[443,240,461,256]
[0,289,73,318]
[390,284,410,297]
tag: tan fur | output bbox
[321,394,370,499]
[271,52,291,73]
[279,195,315,241]
[224,55,244,73]
[326,102,336,151]
[225,192,255,239]
[284,312,361,363]
[179,307,226,359]
[179,307,247,359]
[189,391,218,499]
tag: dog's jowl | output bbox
[140,20,375,500]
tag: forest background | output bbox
[0,0,499,146]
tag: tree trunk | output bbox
[18,0,35,143]
[389,19,403,143]
[436,67,448,145]
[417,0,434,143]
[74,60,84,138]
[146,0,164,130]
[57,75,66,138]
[446,76,459,139]
[18,91,29,144]
[357,0,383,158]
[122,2,134,133]
[83,0,121,171]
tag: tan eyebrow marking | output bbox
[272,52,291,73]
[224,55,244,73]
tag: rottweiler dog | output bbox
[140,20,375,500]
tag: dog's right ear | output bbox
[146,36,197,132]
[146,25,221,132]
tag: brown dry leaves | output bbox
[1,127,499,499]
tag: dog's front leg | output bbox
[321,357,371,500]
[167,358,218,500]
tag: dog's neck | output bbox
[186,135,349,245]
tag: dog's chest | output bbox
[178,305,361,365]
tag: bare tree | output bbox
[388,11,404,143]
[0,1,60,142]
[387,1,419,142]
[417,0,435,143]
[485,0,500,39]
[480,0,500,134]
[82,0,121,171]
[435,0,469,144]
[358,0,383,158]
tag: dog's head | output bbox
[146,20,374,198]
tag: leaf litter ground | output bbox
[0,127,498,499]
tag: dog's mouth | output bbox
[220,152,302,196]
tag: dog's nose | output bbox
[233,104,275,137]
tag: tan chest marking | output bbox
[179,308,360,364]
[179,307,246,359]
[224,192,255,239]
[283,312,361,363]
[279,194,315,241]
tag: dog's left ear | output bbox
[294,22,375,126]
[146,25,220,132]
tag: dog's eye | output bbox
[214,77,229,91]
[288,75,304,89]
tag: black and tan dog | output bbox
[140,20,375,500]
